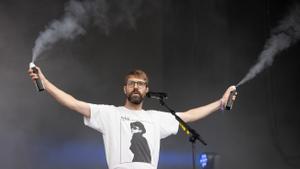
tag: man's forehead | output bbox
[127,77,146,82]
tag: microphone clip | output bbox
[146,92,168,100]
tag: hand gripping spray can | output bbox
[29,62,45,92]
[225,90,237,110]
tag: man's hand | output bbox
[28,66,46,83]
[221,85,237,109]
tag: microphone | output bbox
[146,92,168,100]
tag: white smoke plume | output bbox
[32,0,153,62]
[237,4,300,87]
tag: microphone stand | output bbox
[157,98,207,169]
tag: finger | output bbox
[28,69,34,73]
[34,66,41,72]
[31,77,38,81]
[29,73,37,77]
[226,86,236,94]
[32,76,39,80]
[30,74,39,79]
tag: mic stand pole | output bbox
[158,98,207,169]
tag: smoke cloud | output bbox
[32,0,154,62]
[237,4,300,87]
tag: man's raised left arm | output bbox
[177,86,237,123]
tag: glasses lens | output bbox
[127,81,135,87]
[127,81,147,88]
[137,81,146,87]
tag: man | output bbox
[28,67,236,169]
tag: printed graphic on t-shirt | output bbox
[130,121,151,163]
[120,116,154,164]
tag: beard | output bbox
[127,89,144,105]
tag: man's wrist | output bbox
[219,98,225,111]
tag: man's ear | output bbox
[146,87,149,93]
[123,86,127,95]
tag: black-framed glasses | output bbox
[126,80,147,88]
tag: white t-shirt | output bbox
[84,104,179,169]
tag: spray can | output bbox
[225,90,236,110]
[29,62,45,92]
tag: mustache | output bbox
[129,89,142,97]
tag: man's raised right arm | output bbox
[28,66,91,118]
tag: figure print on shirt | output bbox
[129,121,151,163]
[120,116,154,164]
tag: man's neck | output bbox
[124,100,143,110]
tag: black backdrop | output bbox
[0,0,299,169]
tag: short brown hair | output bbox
[124,69,149,85]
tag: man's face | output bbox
[124,77,148,105]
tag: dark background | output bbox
[0,0,299,169]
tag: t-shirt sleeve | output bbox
[83,104,115,134]
[156,111,179,139]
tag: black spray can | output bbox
[29,62,45,92]
[225,90,236,110]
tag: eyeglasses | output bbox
[126,80,147,88]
